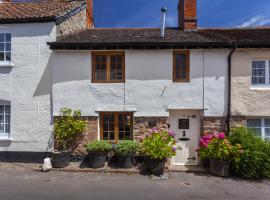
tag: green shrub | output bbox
[229,127,270,179]
[54,108,86,151]
[86,141,112,154]
[114,141,139,157]
[141,129,176,160]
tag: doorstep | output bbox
[168,165,207,173]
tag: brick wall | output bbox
[178,0,197,30]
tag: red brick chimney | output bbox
[178,0,197,30]
[86,0,94,28]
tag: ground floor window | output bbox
[100,112,133,143]
[0,105,10,137]
[247,118,270,139]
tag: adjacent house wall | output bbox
[57,8,87,36]
[0,22,56,153]
[231,49,270,116]
[51,49,229,118]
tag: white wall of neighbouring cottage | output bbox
[51,49,229,117]
[0,22,55,152]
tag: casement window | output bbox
[100,112,133,143]
[0,33,11,63]
[92,52,125,83]
[251,61,270,86]
[173,50,190,82]
[0,105,10,137]
[247,118,270,139]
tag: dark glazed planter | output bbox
[117,155,134,169]
[51,150,70,168]
[210,159,230,177]
[147,158,165,176]
[200,159,210,169]
[88,152,107,169]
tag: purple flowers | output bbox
[172,146,177,152]
[168,130,176,137]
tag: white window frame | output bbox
[0,104,11,138]
[251,60,270,88]
[0,33,11,65]
[247,118,270,139]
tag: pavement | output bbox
[0,169,269,200]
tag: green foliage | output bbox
[229,127,270,179]
[141,130,176,160]
[207,138,239,161]
[54,108,86,151]
[114,141,139,157]
[86,141,112,153]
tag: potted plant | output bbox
[198,134,214,169]
[141,128,176,176]
[52,108,86,168]
[207,133,239,177]
[114,141,139,168]
[86,141,112,168]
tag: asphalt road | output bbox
[0,169,269,200]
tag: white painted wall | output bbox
[52,49,229,117]
[0,23,55,152]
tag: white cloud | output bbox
[239,15,270,27]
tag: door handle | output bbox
[179,138,190,141]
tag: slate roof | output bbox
[48,27,270,50]
[0,1,85,24]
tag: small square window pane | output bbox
[5,124,10,134]
[247,119,261,128]
[265,119,270,127]
[0,52,4,61]
[0,124,4,133]
[0,34,4,42]
[5,115,10,124]
[0,115,3,123]
[6,52,11,61]
[103,132,108,140]
[0,106,4,114]
[265,128,270,137]
[5,34,11,42]
[109,132,115,140]
[5,43,11,51]
[5,106,10,114]
[119,132,124,140]
[125,132,131,140]
[0,43,4,51]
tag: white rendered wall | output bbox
[52,49,229,117]
[0,23,55,152]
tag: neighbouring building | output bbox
[0,0,94,162]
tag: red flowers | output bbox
[199,132,226,148]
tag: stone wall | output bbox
[230,116,246,129]
[201,117,227,134]
[57,9,87,36]
[133,117,169,141]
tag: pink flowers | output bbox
[199,132,226,148]
[168,130,176,137]
[218,133,225,139]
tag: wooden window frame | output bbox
[92,51,125,83]
[99,112,134,143]
[173,50,190,82]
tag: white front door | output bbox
[169,110,200,166]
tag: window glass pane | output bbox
[252,61,266,85]
[5,124,10,135]
[0,115,3,123]
[0,106,4,114]
[94,55,107,81]
[0,52,4,61]
[119,132,124,140]
[5,34,11,43]
[4,115,10,124]
[103,132,108,140]
[0,34,4,42]
[109,132,115,140]
[265,119,270,127]
[175,54,187,80]
[6,52,11,61]
[110,55,123,80]
[0,43,4,51]
[5,43,11,51]
[265,128,270,138]
[0,124,4,133]
[5,105,10,114]
[247,119,261,128]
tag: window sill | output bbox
[0,137,13,142]
[250,86,270,90]
[0,63,14,68]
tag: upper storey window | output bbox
[173,50,190,82]
[92,52,125,83]
[0,33,11,64]
[252,61,270,86]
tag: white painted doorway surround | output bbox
[169,110,200,166]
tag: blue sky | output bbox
[94,0,270,28]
